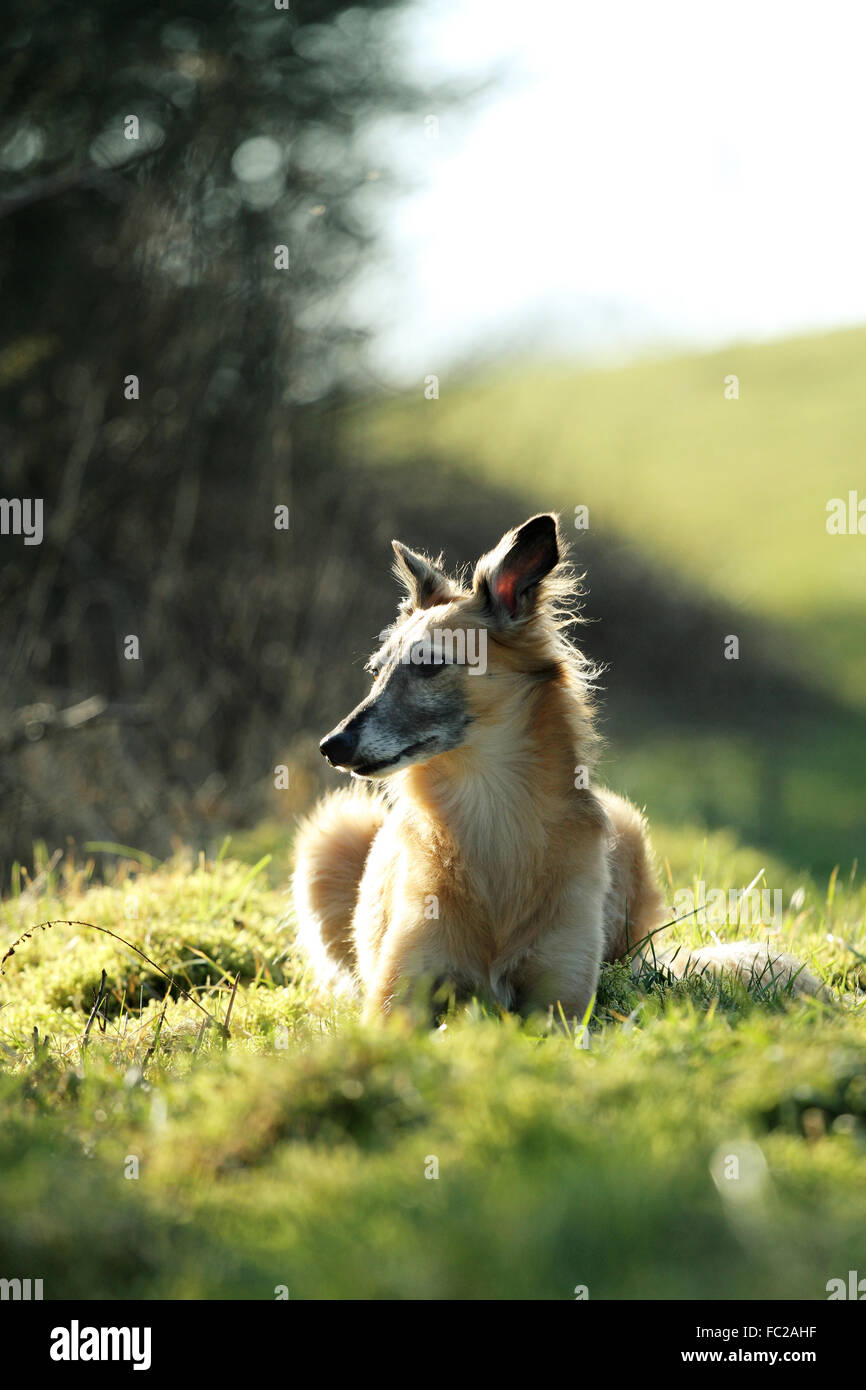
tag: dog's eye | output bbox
[412,658,449,678]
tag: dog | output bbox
[293,514,826,1022]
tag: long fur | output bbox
[293,515,827,1020]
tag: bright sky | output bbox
[354,0,866,384]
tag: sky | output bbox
[352,0,866,384]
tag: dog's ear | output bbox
[391,540,453,610]
[473,513,560,624]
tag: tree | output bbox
[0,0,439,869]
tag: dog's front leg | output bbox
[514,885,607,1026]
[361,920,458,1025]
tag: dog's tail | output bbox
[637,937,831,1001]
[292,785,386,992]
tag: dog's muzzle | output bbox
[320,727,358,768]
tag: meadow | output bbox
[0,827,863,1300]
[361,326,866,704]
[1,327,864,1300]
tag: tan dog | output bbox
[294,514,824,1022]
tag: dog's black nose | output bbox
[320,729,358,767]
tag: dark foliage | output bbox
[0,0,434,868]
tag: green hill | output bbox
[360,325,866,705]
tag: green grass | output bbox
[359,325,866,706]
[1,838,864,1300]
[602,721,866,876]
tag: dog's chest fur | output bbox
[397,749,605,1007]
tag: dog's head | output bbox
[319,513,571,778]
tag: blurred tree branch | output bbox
[0,697,151,756]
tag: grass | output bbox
[359,325,866,707]
[603,721,866,885]
[1,836,864,1300]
